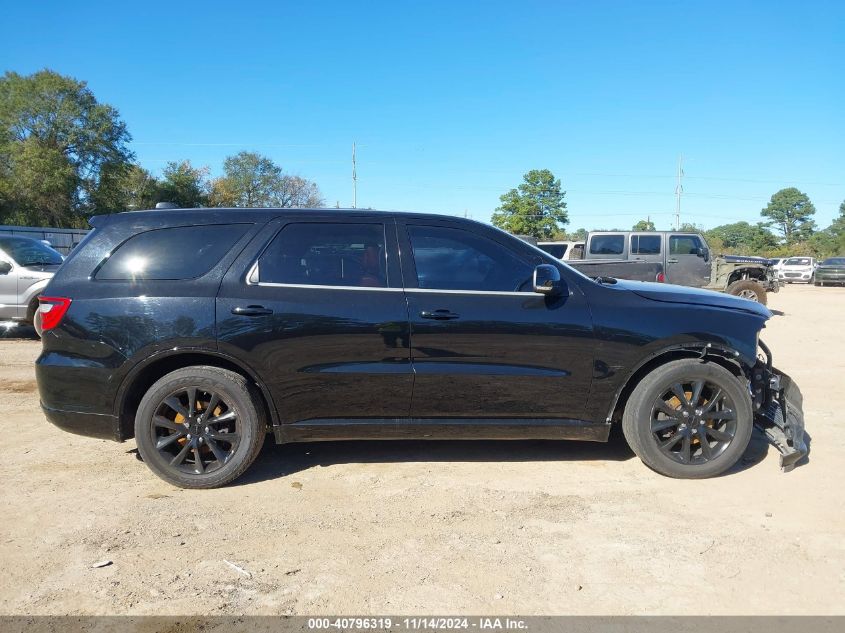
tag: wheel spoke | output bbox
[654,401,681,419]
[703,409,735,421]
[203,393,220,419]
[153,415,184,433]
[205,437,228,464]
[701,388,723,413]
[163,396,189,419]
[680,434,692,463]
[209,432,239,445]
[207,410,236,425]
[690,380,704,407]
[192,445,205,473]
[670,383,690,406]
[704,426,733,442]
[697,428,713,459]
[659,434,683,451]
[652,418,679,433]
[187,387,197,417]
[156,431,184,450]
[170,441,192,466]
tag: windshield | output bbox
[822,258,845,265]
[0,236,64,266]
[784,257,811,266]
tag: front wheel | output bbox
[134,366,267,488]
[726,279,767,305]
[622,359,753,478]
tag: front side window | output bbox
[669,235,703,255]
[407,225,533,292]
[589,235,624,255]
[631,234,661,255]
[258,223,387,287]
[96,224,249,280]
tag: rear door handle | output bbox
[231,305,274,317]
[420,309,460,321]
[667,259,679,264]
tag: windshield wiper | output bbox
[595,276,618,285]
[23,261,61,266]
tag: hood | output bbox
[722,254,774,266]
[612,279,772,318]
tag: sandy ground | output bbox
[1,283,843,616]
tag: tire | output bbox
[27,299,43,338]
[134,366,267,489]
[622,359,753,479]
[726,279,767,305]
[814,281,821,287]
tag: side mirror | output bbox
[697,247,710,262]
[533,264,564,296]
[0,261,11,275]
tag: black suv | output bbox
[36,209,806,488]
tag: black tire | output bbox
[622,359,753,479]
[814,281,821,287]
[134,366,267,489]
[726,279,767,305]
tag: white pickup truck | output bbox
[0,236,64,330]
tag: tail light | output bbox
[37,296,72,332]
[656,272,666,283]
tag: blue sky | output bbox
[3,0,843,230]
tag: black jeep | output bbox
[36,209,806,488]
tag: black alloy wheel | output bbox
[134,366,266,488]
[622,359,753,478]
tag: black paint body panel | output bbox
[36,208,771,445]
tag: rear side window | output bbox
[257,223,387,287]
[96,224,249,280]
[589,234,624,255]
[631,234,661,255]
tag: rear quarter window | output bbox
[95,224,250,280]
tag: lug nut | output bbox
[204,427,209,433]
[187,433,192,440]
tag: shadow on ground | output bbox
[235,425,635,485]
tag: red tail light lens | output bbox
[37,296,72,332]
[656,272,666,283]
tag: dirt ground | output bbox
[1,284,843,616]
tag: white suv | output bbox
[778,256,816,284]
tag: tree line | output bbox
[492,170,844,258]
[0,70,324,228]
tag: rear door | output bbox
[216,216,413,426]
[398,218,595,422]
[666,234,711,287]
[629,233,663,264]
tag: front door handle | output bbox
[420,309,460,320]
[667,258,679,264]
[231,305,274,317]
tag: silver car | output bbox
[0,236,64,330]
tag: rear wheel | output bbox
[622,359,753,479]
[134,366,267,488]
[726,279,767,305]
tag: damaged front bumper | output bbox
[752,343,808,472]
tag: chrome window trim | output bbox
[406,288,539,297]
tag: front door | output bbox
[398,220,595,422]
[216,217,413,430]
[666,234,711,287]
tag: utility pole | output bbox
[674,154,684,230]
[352,142,357,209]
